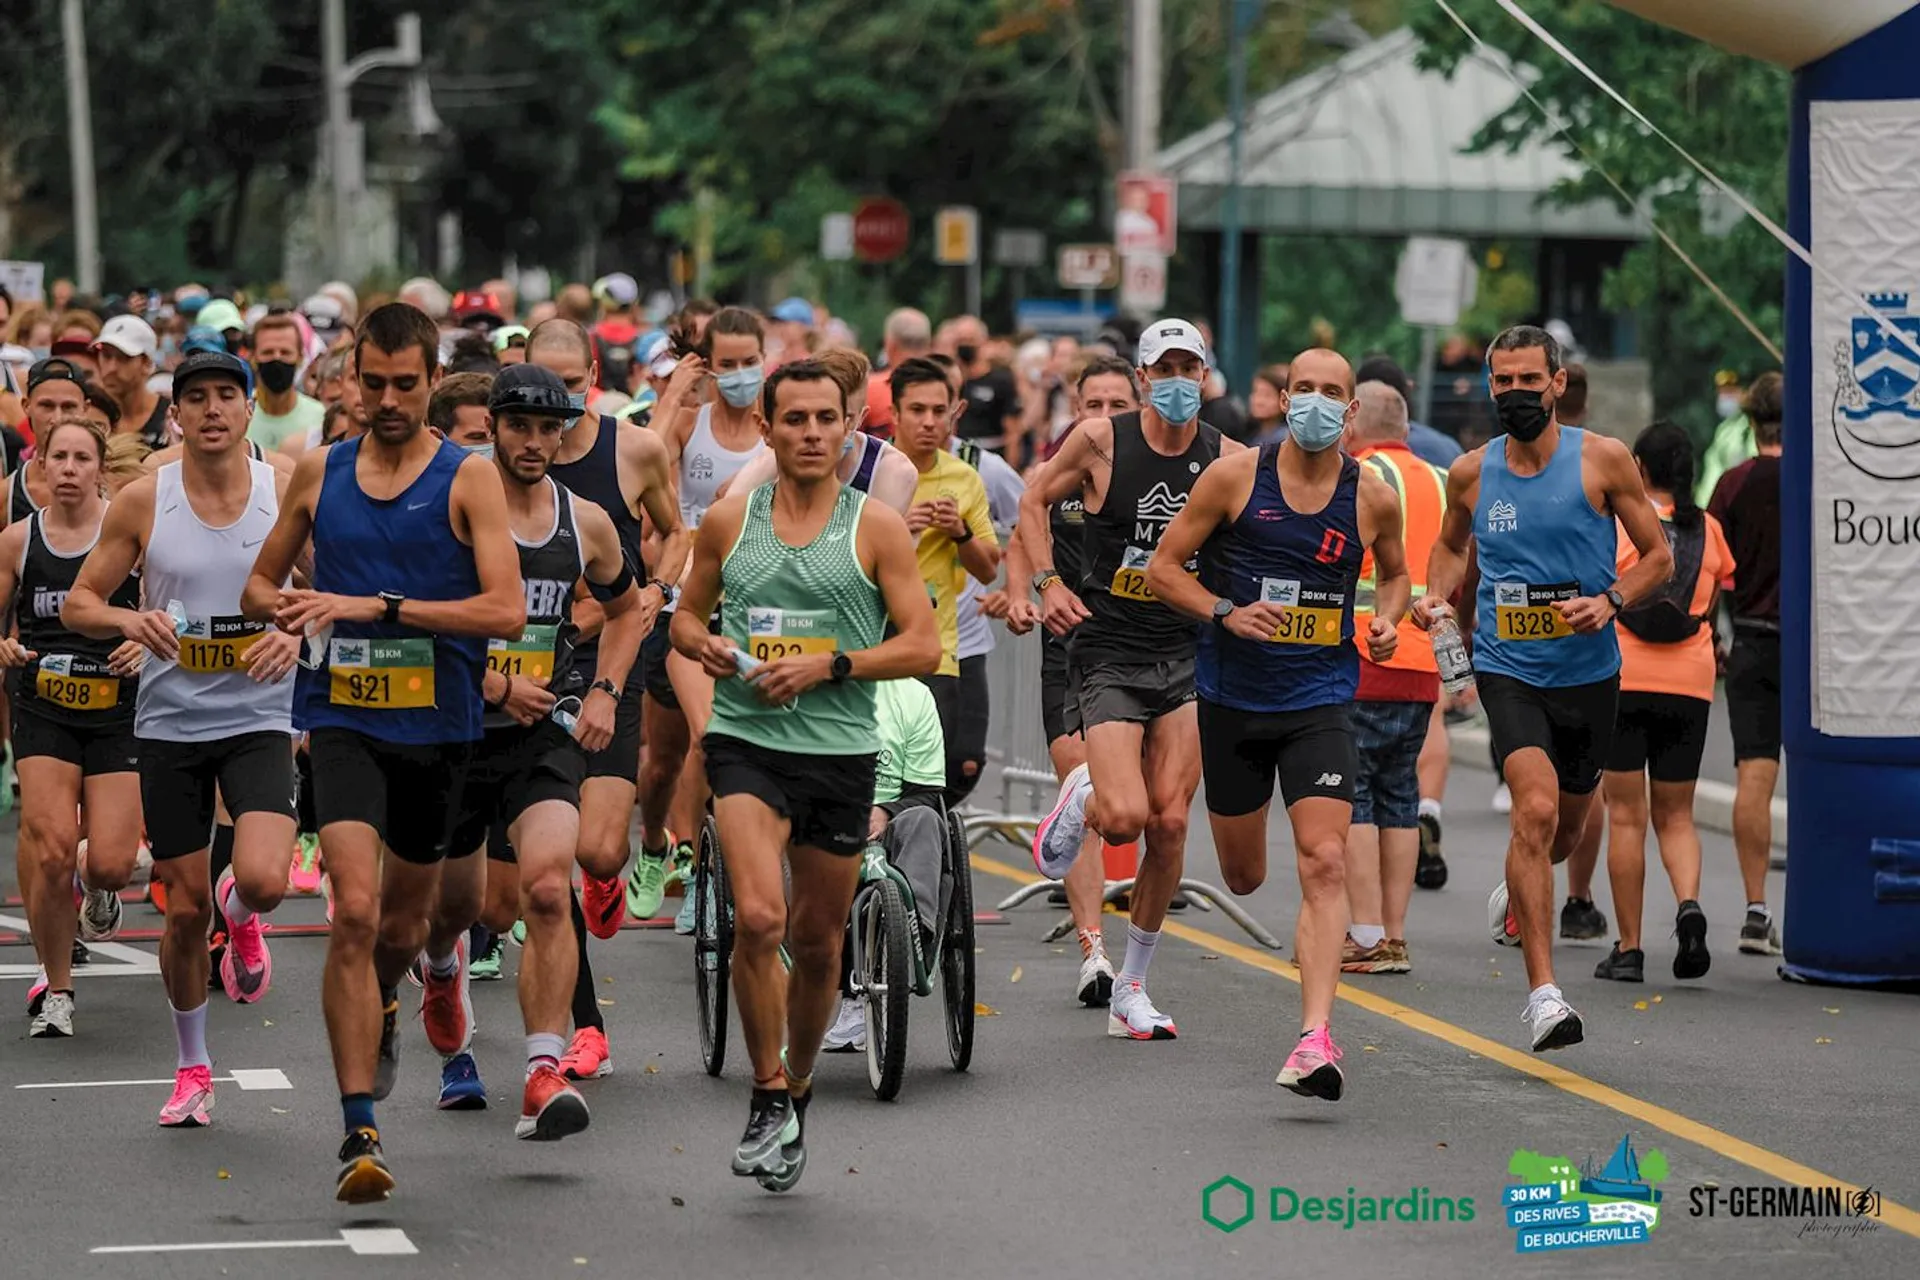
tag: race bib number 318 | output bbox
[1258,578,1344,646]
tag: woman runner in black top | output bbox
[0,417,147,1037]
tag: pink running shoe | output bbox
[288,835,323,895]
[159,1065,216,1128]
[1276,1025,1345,1101]
[216,871,272,1004]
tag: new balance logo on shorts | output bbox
[1316,772,1343,787]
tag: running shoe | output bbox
[1492,781,1512,814]
[1384,939,1412,973]
[822,997,866,1052]
[1673,900,1711,980]
[75,869,123,942]
[470,934,505,982]
[625,842,673,921]
[157,1064,214,1127]
[559,1026,612,1080]
[30,990,74,1038]
[319,873,334,924]
[1560,896,1609,941]
[757,1090,809,1193]
[1033,762,1093,879]
[1487,882,1521,947]
[673,891,697,936]
[335,1128,394,1204]
[420,938,472,1056]
[1415,813,1448,889]
[1523,988,1584,1053]
[437,1051,488,1110]
[148,874,168,915]
[1276,1025,1345,1101]
[1107,978,1177,1040]
[1738,908,1782,956]
[288,834,323,895]
[1340,936,1402,974]
[1076,950,1115,1007]
[510,918,527,946]
[516,1064,590,1141]
[26,970,48,1017]
[0,751,14,817]
[1593,944,1644,982]
[215,871,272,1004]
[582,872,627,939]
[731,1089,798,1178]
[72,937,91,966]
[373,993,401,1101]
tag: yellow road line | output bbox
[969,848,1920,1240]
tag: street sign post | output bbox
[820,212,854,262]
[852,197,910,264]
[1395,237,1479,424]
[1120,251,1168,313]
[935,207,979,265]
[1057,244,1118,290]
[1115,172,1177,256]
[993,228,1045,268]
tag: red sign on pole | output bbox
[852,197,911,264]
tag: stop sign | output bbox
[852,197,910,264]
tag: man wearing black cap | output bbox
[7,359,91,527]
[421,361,645,1138]
[66,347,303,1130]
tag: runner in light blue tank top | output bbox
[1471,426,1621,689]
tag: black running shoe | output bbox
[1559,897,1608,941]
[731,1088,797,1178]
[1737,908,1781,955]
[373,990,401,1102]
[335,1127,395,1204]
[1673,900,1711,980]
[757,1089,810,1193]
[1593,943,1644,983]
[71,938,91,967]
[1415,814,1448,890]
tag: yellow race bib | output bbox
[1258,578,1345,647]
[34,655,119,710]
[328,637,436,709]
[1493,582,1577,642]
[487,624,558,681]
[178,614,265,674]
[1110,545,1195,602]
[745,607,838,661]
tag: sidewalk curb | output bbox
[1446,722,1788,848]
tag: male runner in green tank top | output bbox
[672,359,940,1194]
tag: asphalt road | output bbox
[2,761,1912,1279]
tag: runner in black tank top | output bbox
[9,464,44,525]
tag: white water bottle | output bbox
[1429,607,1474,697]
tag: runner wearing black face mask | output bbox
[247,314,325,454]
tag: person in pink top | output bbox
[1594,422,1735,985]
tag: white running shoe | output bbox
[77,878,123,943]
[1524,988,1584,1052]
[1033,763,1093,879]
[1492,782,1512,814]
[1488,881,1521,947]
[1107,978,1177,1040]
[821,996,866,1052]
[1076,950,1114,1007]
[30,990,74,1038]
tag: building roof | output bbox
[1156,28,1646,240]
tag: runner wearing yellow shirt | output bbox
[890,357,1000,759]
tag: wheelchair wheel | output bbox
[693,816,732,1078]
[942,809,976,1072]
[859,875,912,1101]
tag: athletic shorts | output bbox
[1725,629,1781,763]
[449,721,588,858]
[308,728,472,865]
[703,732,876,857]
[1477,671,1620,797]
[583,660,644,781]
[1348,698,1430,829]
[949,654,990,798]
[140,731,297,861]
[1040,634,1078,743]
[1607,691,1711,784]
[1069,655,1195,731]
[12,705,138,777]
[1198,699,1356,818]
[639,623,679,710]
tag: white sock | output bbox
[171,1001,211,1070]
[1527,982,1562,1007]
[1349,923,1386,949]
[1118,922,1159,986]
[427,949,460,980]
[1418,797,1442,821]
[1747,901,1771,920]
[526,1031,567,1073]
[221,879,257,928]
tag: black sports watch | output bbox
[1603,588,1625,615]
[1031,569,1062,593]
[379,591,404,625]
[1211,597,1236,627]
[829,651,854,684]
[588,677,619,700]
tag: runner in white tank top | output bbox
[678,402,767,532]
[63,349,305,1130]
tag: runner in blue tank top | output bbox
[1149,347,1408,1103]
[1417,325,1673,1056]
[242,303,527,1206]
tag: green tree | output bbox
[1409,0,1790,447]
[1508,1149,1561,1185]
[1638,1149,1670,1186]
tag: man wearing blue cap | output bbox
[770,297,816,367]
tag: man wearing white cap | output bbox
[1017,318,1241,1041]
[92,316,172,449]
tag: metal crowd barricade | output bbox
[961,621,1283,949]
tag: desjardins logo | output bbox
[1200,1177,1475,1234]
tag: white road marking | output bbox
[92,1228,417,1257]
[17,1068,291,1091]
[0,912,160,976]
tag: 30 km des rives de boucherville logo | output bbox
[1505,1135,1669,1253]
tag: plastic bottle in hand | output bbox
[1429,605,1474,697]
